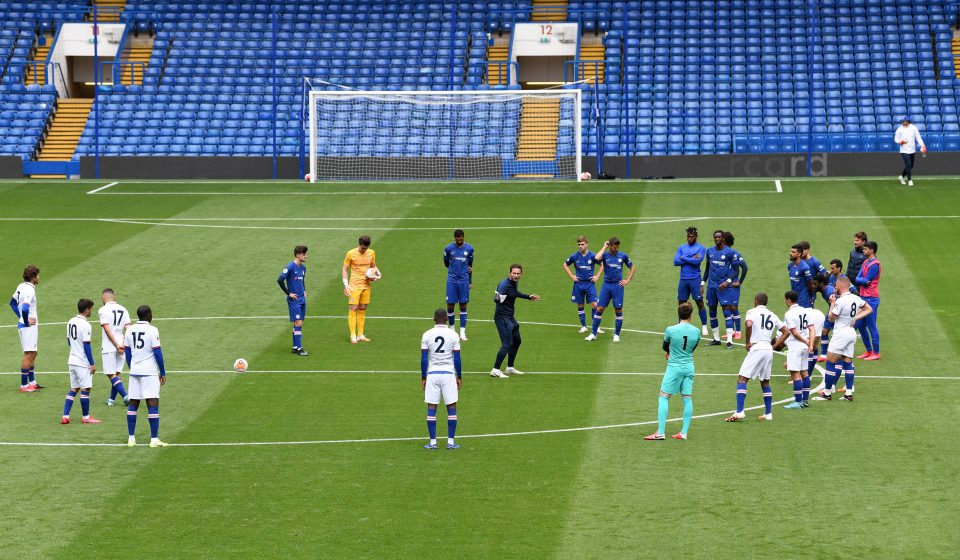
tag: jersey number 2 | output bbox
[433,336,445,353]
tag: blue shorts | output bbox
[287,299,306,322]
[677,278,703,302]
[823,317,834,330]
[726,286,741,306]
[598,283,624,309]
[446,280,470,304]
[706,285,735,307]
[570,282,598,305]
[660,366,695,395]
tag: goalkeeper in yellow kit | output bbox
[342,235,378,343]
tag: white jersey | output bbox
[11,282,37,324]
[894,124,925,154]
[124,321,162,376]
[745,305,783,351]
[66,315,93,368]
[783,304,814,351]
[831,292,867,331]
[98,301,131,352]
[421,324,461,374]
[808,307,825,334]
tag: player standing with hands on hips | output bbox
[490,264,540,378]
[895,117,926,186]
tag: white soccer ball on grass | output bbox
[580,171,592,180]
[233,358,248,373]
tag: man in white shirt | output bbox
[9,265,42,392]
[98,288,131,406]
[421,309,462,450]
[814,277,872,402]
[123,305,168,447]
[61,299,102,424]
[725,293,789,422]
[782,291,817,410]
[894,117,926,186]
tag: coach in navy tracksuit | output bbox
[490,264,540,378]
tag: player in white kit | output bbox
[10,265,42,392]
[725,293,789,422]
[98,288,131,406]
[814,276,872,402]
[123,305,168,447]
[782,291,817,410]
[61,299,102,424]
[421,309,462,449]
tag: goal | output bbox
[307,89,582,181]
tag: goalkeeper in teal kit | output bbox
[645,302,701,441]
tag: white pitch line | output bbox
[1,215,957,223]
[90,190,775,196]
[0,398,794,448]
[85,181,118,195]
[775,179,783,193]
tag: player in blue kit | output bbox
[443,229,474,341]
[724,231,748,340]
[702,230,737,349]
[815,260,842,361]
[799,240,827,305]
[787,243,815,309]
[277,245,309,356]
[673,227,708,336]
[586,237,634,342]
[563,235,604,334]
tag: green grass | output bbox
[1,177,959,559]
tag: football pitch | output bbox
[1,177,958,558]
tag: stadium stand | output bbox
[1,0,959,168]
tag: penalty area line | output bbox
[775,179,782,192]
[86,182,119,195]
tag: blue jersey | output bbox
[827,273,839,288]
[596,251,633,284]
[565,250,597,283]
[278,261,306,298]
[788,260,813,307]
[443,242,474,283]
[673,242,706,280]
[729,248,747,283]
[805,255,826,278]
[703,246,735,287]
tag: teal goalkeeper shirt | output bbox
[664,322,701,372]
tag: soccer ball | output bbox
[365,267,382,281]
[303,173,311,182]
[580,171,592,180]
[233,358,248,373]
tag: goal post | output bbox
[307,89,582,181]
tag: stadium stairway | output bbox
[33,98,93,178]
[532,0,567,22]
[24,35,52,86]
[578,34,605,84]
[91,0,125,22]
[514,95,561,178]
[953,33,960,78]
[119,40,153,85]
[487,38,510,86]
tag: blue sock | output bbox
[80,390,90,417]
[807,352,817,376]
[148,405,159,439]
[111,375,128,398]
[20,369,29,387]
[762,386,772,414]
[709,310,718,330]
[577,309,586,327]
[28,368,35,383]
[127,405,138,436]
[63,390,76,416]
[723,308,733,331]
[801,375,811,402]
[824,362,838,391]
[657,395,669,435]
[820,336,829,355]
[592,311,603,335]
[614,310,623,335]
[733,313,741,331]
[844,362,855,393]
[736,382,747,413]
[459,312,467,329]
[792,379,803,403]
[447,312,455,326]
[698,308,707,326]
[426,406,437,440]
[447,406,457,440]
[681,397,693,435]
[292,326,302,349]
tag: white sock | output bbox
[726,331,733,344]
[447,438,455,445]
[430,438,437,445]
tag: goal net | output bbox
[307,89,581,181]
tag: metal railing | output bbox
[467,60,519,86]
[563,60,605,85]
[113,61,147,85]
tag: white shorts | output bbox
[68,364,93,389]
[18,326,38,352]
[827,328,857,358]
[129,375,161,400]
[786,346,808,372]
[424,373,458,405]
[739,348,773,381]
[101,351,125,374]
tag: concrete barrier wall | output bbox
[0,157,23,178]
